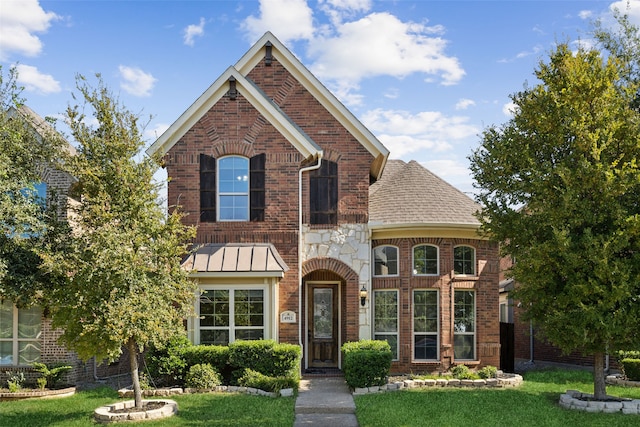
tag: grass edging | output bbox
[118,385,295,399]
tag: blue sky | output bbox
[2,0,639,196]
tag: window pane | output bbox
[413,290,438,333]
[373,246,398,276]
[18,306,41,339]
[201,290,229,327]
[375,334,398,360]
[454,335,474,360]
[0,342,13,365]
[414,335,437,360]
[18,341,41,364]
[235,329,264,341]
[219,195,248,221]
[454,291,475,333]
[219,157,249,193]
[454,246,475,275]
[0,301,12,339]
[201,329,229,346]
[374,291,397,333]
[235,290,264,328]
[413,245,438,275]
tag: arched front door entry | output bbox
[306,282,340,369]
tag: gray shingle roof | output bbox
[369,159,480,226]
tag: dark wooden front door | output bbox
[308,284,339,368]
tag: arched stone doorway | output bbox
[301,258,359,372]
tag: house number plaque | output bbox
[280,310,297,323]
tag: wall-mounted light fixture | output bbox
[360,285,368,307]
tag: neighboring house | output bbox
[1,106,124,384]
[147,32,500,374]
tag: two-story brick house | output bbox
[147,32,500,374]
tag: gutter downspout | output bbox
[298,153,323,368]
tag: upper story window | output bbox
[0,301,41,366]
[413,244,439,276]
[309,160,338,225]
[200,154,265,223]
[373,245,398,276]
[219,156,249,221]
[454,245,476,276]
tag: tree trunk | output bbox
[127,338,143,409]
[593,351,607,400]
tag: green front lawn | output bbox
[2,369,640,426]
[0,387,295,426]
[355,369,640,427]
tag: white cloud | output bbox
[183,17,205,46]
[502,101,518,116]
[362,108,478,158]
[145,123,170,141]
[455,98,475,110]
[0,0,60,60]
[15,64,61,94]
[308,12,464,104]
[609,0,640,26]
[240,0,314,44]
[422,159,470,179]
[118,65,157,97]
[578,10,593,20]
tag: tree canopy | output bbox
[0,66,66,306]
[44,75,196,407]
[470,26,640,398]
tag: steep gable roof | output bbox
[369,160,482,239]
[146,66,321,159]
[235,32,389,178]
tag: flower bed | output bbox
[94,399,177,423]
[352,373,523,395]
[0,386,76,401]
[117,385,295,399]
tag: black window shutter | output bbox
[310,160,337,224]
[250,153,266,221]
[200,154,216,222]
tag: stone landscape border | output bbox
[559,390,640,415]
[0,386,76,401]
[352,374,523,395]
[94,399,178,423]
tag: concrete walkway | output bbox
[294,377,358,427]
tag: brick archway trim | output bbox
[301,257,358,282]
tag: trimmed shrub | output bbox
[478,365,498,379]
[184,363,222,390]
[145,334,190,386]
[228,340,300,383]
[238,368,298,393]
[181,344,232,384]
[451,364,475,380]
[621,358,640,381]
[342,340,392,388]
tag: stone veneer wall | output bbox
[302,223,371,339]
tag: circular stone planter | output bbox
[0,386,76,401]
[94,399,178,423]
[559,390,640,415]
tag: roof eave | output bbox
[235,32,389,179]
[146,67,321,159]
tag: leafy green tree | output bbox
[0,66,65,306]
[46,75,196,408]
[470,41,640,399]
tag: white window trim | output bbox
[194,284,270,345]
[372,245,400,277]
[373,289,399,361]
[412,244,439,276]
[0,302,41,366]
[453,245,476,276]
[412,289,440,362]
[217,155,249,222]
[454,290,476,361]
